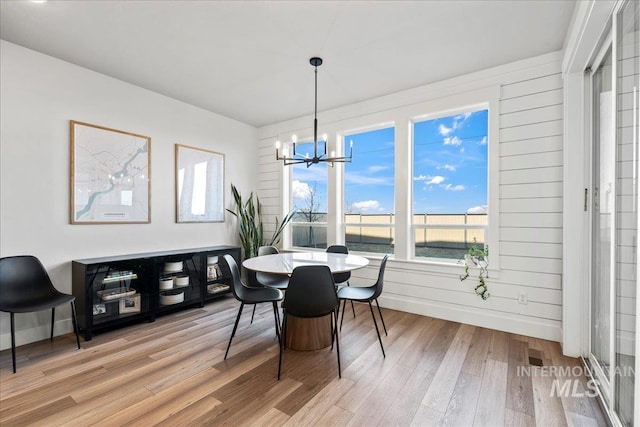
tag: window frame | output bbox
[286,138,330,251]
[407,88,499,270]
[280,85,500,271]
[340,123,397,256]
[410,104,490,263]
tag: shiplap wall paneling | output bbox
[256,53,565,341]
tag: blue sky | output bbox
[291,109,487,215]
[413,109,488,214]
[344,127,395,214]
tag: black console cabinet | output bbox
[72,246,241,340]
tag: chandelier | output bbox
[275,57,353,167]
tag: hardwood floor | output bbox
[0,297,607,426]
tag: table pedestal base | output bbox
[285,314,332,351]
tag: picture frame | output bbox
[71,121,151,224]
[175,144,224,223]
[119,294,141,314]
[92,303,107,316]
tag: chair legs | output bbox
[226,302,281,361]
[50,307,55,341]
[224,302,244,360]
[331,310,335,350]
[272,302,281,343]
[71,301,81,349]
[368,301,385,358]
[10,312,16,374]
[334,310,341,378]
[346,282,356,318]
[250,305,256,324]
[339,298,386,358]
[278,312,287,380]
[374,299,387,336]
[7,303,82,374]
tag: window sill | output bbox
[285,247,500,279]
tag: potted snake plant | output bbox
[226,184,294,282]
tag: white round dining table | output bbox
[242,251,369,276]
[242,251,369,351]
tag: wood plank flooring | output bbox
[0,297,607,426]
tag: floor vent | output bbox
[529,356,543,366]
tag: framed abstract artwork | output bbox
[71,121,151,224]
[175,144,224,223]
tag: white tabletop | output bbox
[242,252,369,275]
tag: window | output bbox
[290,141,328,249]
[344,127,395,254]
[412,109,488,260]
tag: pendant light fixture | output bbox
[275,57,353,167]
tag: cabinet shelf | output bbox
[207,283,230,294]
[96,288,136,301]
[102,272,138,284]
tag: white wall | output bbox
[0,41,256,349]
[258,51,565,343]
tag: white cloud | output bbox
[479,136,487,145]
[443,183,465,191]
[350,200,380,212]
[438,123,452,136]
[455,112,472,124]
[292,180,311,199]
[438,164,456,172]
[345,173,390,185]
[367,165,388,173]
[427,175,446,185]
[467,205,487,214]
[414,174,429,181]
[459,147,465,153]
[444,136,462,146]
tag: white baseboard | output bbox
[378,294,562,343]
[0,318,74,351]
[3,298,563,353]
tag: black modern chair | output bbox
[0,255,81,373]
[278,265,340,380]
[326,245,355,319]
[223,254,283,360]
[337,255,388,357]
[256,246,289,291]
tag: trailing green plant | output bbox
[226,183,295,259]
[459,240,490,300]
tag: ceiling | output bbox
[0,1,576,128]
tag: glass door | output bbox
[615,1,639,425]
[590,42,615,405]
[588,2,639,425]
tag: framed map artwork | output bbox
[71,121,151,224]
[175,144,224,223]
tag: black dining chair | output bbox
[337,255,388,357]
[256,246,289,291]
[326,245,355,319]
[223,254,283,360]
[0,255,81,373]
[278,265,340,380]
[246,246,288,325]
